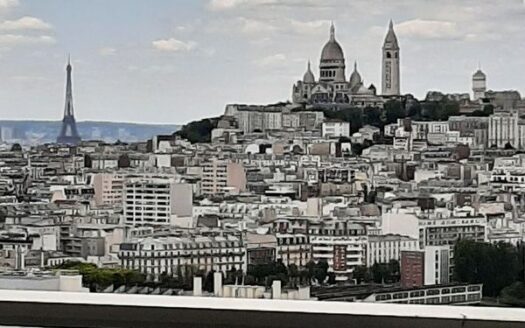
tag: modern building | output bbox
[92,173,124,207]
[363,283,482,305]
[367,234,419,267]
[400,250,425,288]
[309,221,367,280]
[418,216,487,248]
[123,179,193,226]
[400,246,450,288]
[322,121,351,138]
[201,158,246,195]
[424,246,450,286]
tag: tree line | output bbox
[453,240,525,300]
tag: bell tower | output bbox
[382,20,400,96]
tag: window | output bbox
[386,52,392,59]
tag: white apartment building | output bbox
[322,121,350,138]
[309,220,367,280]
[366,234,419,267]
[418,216,487,249]
[488,111,525,149]
[310,235,368,280]
[119,235,245,279]
[201,158,246,195]
[490,154,525,192]
[123,179,193,226]
[424,245,450,286]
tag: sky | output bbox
[0,0,525,125]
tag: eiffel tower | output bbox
[56,56,81,145]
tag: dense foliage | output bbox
[453,240,524,297]
[352,260,400,284]
[175,117,219,143]
[56,262,146,292]
[320,98,462,135]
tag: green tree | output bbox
[384,100,406,124]
[454,240,520,297]
[175,117,219,143]
[314,260,329,284]
[352,265,370,284]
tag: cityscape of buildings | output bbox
[0,18,525,310]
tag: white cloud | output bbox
[254,53,287,67]
[0,34,56,47]
[239,17,277,35]
[98,47,117,56]
[0,16,52,31]
[207,0,332,11]
[0,0,18,10]
[288,19,330,35]
[152,38,197,52]
[396,19,462,40]
[208,0,277,11]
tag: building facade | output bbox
[123,179,193,226]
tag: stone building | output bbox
[292,21,399,108]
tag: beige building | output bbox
[201,158,246,195]
[92,173,124,207]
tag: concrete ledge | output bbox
[0,290,522,328]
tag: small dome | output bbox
[303,61,315,83]
[349,62,362,88]
[320,23,345,62]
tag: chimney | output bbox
[214,272,223,297]
[272,280,281,299]
[193,276,202,296]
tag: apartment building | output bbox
[119,235,245,279]
[123,179,193,226]
[201,158,246,195]
[309,220,367,280]
[276,233,311,267]
[92,173,124,207]
[418,216,487,248]
[322,121,350,138]
[366,234,419,267]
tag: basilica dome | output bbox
[320,24,344,62]
[321,40,344,61]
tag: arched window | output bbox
[395,52,398,59]
[386,52,392,59]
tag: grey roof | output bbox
[349,62,362,88]
[320,24,344,61]
[383,20,399,49]
[303,61,315,83]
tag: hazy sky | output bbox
[0,0,524,125]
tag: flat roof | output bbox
[0,290,523,323]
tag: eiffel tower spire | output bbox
[57,55,81,145]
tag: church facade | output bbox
[292,21,401,108]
